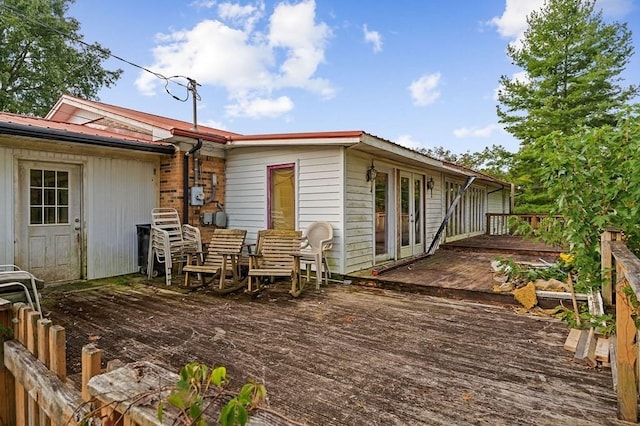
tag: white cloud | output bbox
[408,73,441,106]
[268,0,334,97]
[200,118,229,130]
[218,1,265,32]
[190,0,217,9]
[135,0,333,119]
[489,0,542,41]
[363,24,382,53]
[453,123,504,138]
[490,0,634,45]
[225,95,294,118]
[396,134,424,150]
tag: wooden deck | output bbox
[350,235,564,305]
[41,278,622,425]
[442,234,564,256]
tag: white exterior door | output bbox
[16,161,82,282]
[399,172,424,258]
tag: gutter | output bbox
[0,121,175,154]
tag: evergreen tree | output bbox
[496,0,637,212]
[0,0,122,116]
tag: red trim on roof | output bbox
[0,112,170,146]
[172,127,228,143]
[55,95,241,138]
[229,130,364,141]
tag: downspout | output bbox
[183,138,203,224]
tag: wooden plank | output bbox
[3,340,90,425]
[615,278,638,421]
[601,231,613,306]
[15,306,30,426]
[38,319,53,426]
[0,298,16,426]
[87,361,179,426]
[610,336,618,391]
[611,241,640,296]
[27,310,41,426]
[595,337,610,363]
[572,328,598,366]
[536,291,588,301]
[49,326,66,382]
[563,328,582,352]
[81,344,102,402]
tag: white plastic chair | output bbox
[148,208,202,285]
[0,265,43,317]
[299,222,333,290]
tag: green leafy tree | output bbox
[497,0,638,212]
[539,106,640,291]
[0,0,122,116]
[419,144,514,181]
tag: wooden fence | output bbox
[0,299,180,425]
[601,229,640,422]
[485,213,563,236]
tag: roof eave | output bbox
[0,121,175,155]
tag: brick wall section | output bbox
[158,150,226,244]
[189,153,226,243]
[159,153,184,213]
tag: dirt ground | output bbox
[39,275,621,426]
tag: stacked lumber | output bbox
[564,328,610,367]
[563,289,610,368]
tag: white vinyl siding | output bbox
[225,146,344,274]
[0,145,13,263]
[344,154,374,273]
[488,189,509,213]
[424,171,443,250]
[86,157,157,279]
[0,141,158,279]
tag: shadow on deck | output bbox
[348,235,563,306]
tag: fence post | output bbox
[615,273,638,422]
[602,231,614,306]
[0,298,16,426]
[38,319,52,426]
[15,305,30,425]
[49,326,66,382]
[602,229,623,306]
[81,344,102,402]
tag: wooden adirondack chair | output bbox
[183,229,247,293]
[247,230,305,297]
[148,208,202,286]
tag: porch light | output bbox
[366,162,378,182]
[426,177,435,197]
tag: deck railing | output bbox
[485,213,563,236]
[0,299,181,425]
[600,229,640,422]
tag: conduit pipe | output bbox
[183,138,203,224]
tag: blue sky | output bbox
[68,0,640,154]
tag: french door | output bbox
[399,172,424,258]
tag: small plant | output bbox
[0,324,13,342]
[494,255,573,286]
[158,362,269,426]
[219,380,267,426]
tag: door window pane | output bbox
[414,179,422,245]
[268,164,295,230]
[400,176,410,246]
[375,173,388,256]
[29,169,70,225]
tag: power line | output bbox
[0,3,200,102]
